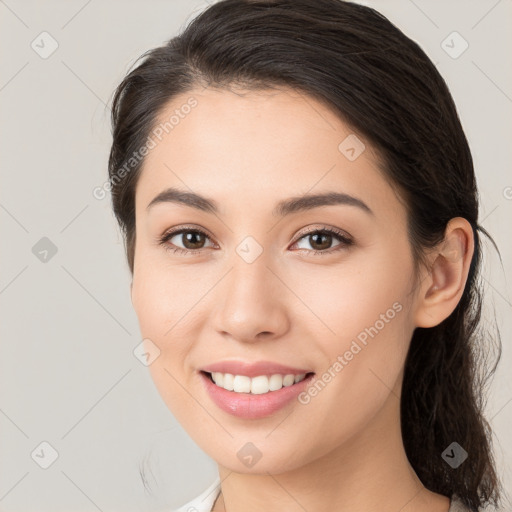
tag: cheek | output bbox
[291,246,414,424]
[131,246,200,338]
[131,261,204,422]
[131,252,215,383]
[288,241,414,355]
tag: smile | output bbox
[199,370,316,419]
[206,371,310,394]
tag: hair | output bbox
[108,1,505,509]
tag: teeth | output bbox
[210,372,307,394]
[234,375,251,393]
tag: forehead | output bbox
[135,86,400,221]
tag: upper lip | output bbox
[200,360,314,378]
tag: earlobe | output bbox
[414,218,474,328]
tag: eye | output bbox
[291,227,353,256]
[158,225,353,256]
[158,226,216,255]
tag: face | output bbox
[130,86,421,473]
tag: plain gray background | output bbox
[1,0,511,510]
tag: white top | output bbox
[172,476,221,512]
[172,477,471,512]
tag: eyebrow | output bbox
[146,187,373,217]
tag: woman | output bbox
[107,0,504,510]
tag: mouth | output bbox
[198,360,316,418]
[199,369,316,419]
[201,370,315,395]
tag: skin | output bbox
[130,86,474,512]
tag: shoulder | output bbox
[171,484,474,512]
[171,476,221,512]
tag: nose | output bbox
[212,255,290,344]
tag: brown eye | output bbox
[292,228,353,255]
[160,228,215,254]
[308,232,333,251]
[178,230,208,250]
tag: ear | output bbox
[414,217,474,328]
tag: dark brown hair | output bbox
[108,1,504,509]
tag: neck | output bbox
[212,383,450,512]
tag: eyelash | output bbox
[158,225,353,257]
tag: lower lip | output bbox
[199,371,315,419]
